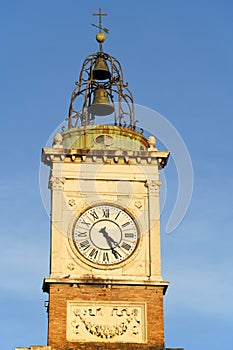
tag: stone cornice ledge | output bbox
[41,148,170,169]
[43,277,169,295]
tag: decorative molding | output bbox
[42,148,170,168]
[66,301,147,343]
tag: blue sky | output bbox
[1,1,233,349]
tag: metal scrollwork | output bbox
[67,51,135,128]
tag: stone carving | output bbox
[147,135,157,151]
[67,263,75,271]
[49,176,65,190]
[74,308,139,339]
[134,200,142,209]
[67,302,146,343]
[53,133,63,148]
[145,180,162,196]
[68,199,76,207]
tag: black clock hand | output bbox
[99,226,118,248]
[99,227,120,259]
[111,247,122,259]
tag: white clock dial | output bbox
[72,204,139,266]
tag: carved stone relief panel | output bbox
[66,301,147,343]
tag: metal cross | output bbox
[92,8,109,33]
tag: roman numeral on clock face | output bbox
[79,240,91,250]
[88,248,99,260]
[76,231,87,238]
[89,210,99,221]
[102,208,109,218]
[114,211,121,221]
[122,221,130,228]
[102,251,109,262]
[79,218,91,227]
[112,249,122,259]
[124,233,134,238]
[121,242,132,251]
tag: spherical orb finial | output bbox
[53,133,63,148]
[148,136,156,148]
[148,135,157,151]
[96,32,106,43]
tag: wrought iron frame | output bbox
[68,51,135,129]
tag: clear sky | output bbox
[1,1,233,349]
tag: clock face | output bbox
[72,204,139,266]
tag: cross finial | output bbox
[92,8,109,34]
[92,8,109,52]
[92,8,107,31]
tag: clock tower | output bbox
[41,9,170,350]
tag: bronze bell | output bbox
[93,56,111,80]
[88,87,114,116]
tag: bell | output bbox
[93,56,111,80]
[88,87,114,116]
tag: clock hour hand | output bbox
[99,226,118,248]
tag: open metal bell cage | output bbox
[67,51,136,129]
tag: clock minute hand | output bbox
[111,247,120,259]
[99,227,118,248]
